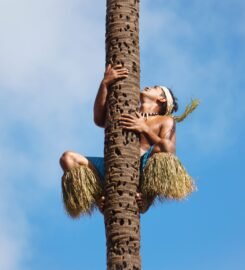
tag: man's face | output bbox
[141,86,165,100]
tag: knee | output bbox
[59,151,88,171]
[59,151,74,170]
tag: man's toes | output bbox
[136,192,143,201]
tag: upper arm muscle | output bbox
[159,117,176,140]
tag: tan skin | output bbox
[60,64,176,213]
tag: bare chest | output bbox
[140,118,161,151]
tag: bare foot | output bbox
[97,193,153,214]
[135,192,150,214]
[97,196,105,214]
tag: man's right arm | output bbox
[93,64,128,127]
[93,80,109,127]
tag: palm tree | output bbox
[104,0,141,269]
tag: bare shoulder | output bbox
[156,115,175,128]
[157,115,176,140]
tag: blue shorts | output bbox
[87,145,154,181]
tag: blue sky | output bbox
[0,0,244,269]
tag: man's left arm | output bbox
[153,118,176,154]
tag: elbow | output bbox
[93,106,106,128]
[158,140,175,154]
[169,144,176,154]
[93,107,105,127]
[94,116,105,128]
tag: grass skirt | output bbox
[61,166,103,218]
[61,153,195,217]
[141,153,196,200]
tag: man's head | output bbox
[140,86,178,115]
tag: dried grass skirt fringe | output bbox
[62,166,103,218]
[61,153,195,217]
[141,152,196,200]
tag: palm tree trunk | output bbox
[104,0,141,269]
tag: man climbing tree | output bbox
[60,0,198,269]
[60,66,197,265]
[60,66,189,211]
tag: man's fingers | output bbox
[96,196,106,214]
[122,126,135,131]
[120,117,135,122]
[121,127,134,131]
[136,198,142,203]
[120,119,135,125]
[116,74,128,79]
[116,70,128,75]
[116,67,128,71]
[121,114,135,119]
[136,193,142,200]
[120,121,134,126]
[120,117,134,121]
[113,64,123,69]
[135,193,145,212]
[116,71,129,76]
[114,66,128,71]
[120,122,135,128]
[114,74,128,80]
[106,64,111,72]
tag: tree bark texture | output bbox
[104,0,141,269]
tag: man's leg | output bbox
[136,192,155,214]
[60,151,105,213]
[60,151,92,171]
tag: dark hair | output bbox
[168,88,178,113]
[159,87,178,115]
